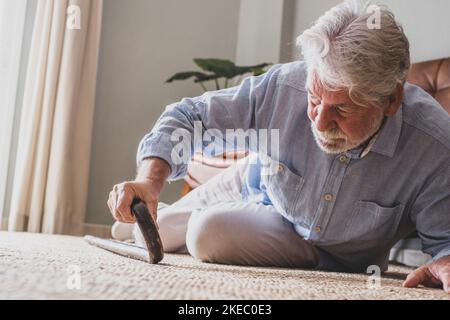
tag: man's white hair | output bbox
[297,0,410,107]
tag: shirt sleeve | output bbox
[410,162,450,263]
[136,64,282,181]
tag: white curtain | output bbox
[0,0,27,229]
[7,0,103,235]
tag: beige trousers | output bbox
[134,158,320,268]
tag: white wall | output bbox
[379,0,450,62]
[235,0,298,64]
[86,0,241,225]
[235,0,284,65]
[288,0,450,63]
[288,0,341,60]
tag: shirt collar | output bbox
[345,132,379,159]
[370,104,403,158]
[344,104,403,159]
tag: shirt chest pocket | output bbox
[263,161,305,222]
[343,201,404,244]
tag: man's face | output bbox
[307,75,385,154]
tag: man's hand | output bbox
[107,157,171,224]
[403,255,450,293]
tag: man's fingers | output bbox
[110,190,126,222]
[108,191,120,220]
[443,281,450,293]
[108,185,132,223]
[116,185,136,223]
[107,192,114,214]
[403,266,442,289]
[403,266,428,288]
[441,271,450,293]
[430,263,450,293]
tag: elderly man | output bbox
[108,1,450,293]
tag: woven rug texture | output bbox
[1,231,448,300]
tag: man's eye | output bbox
[336,105,353,114]
[309,97,320,105]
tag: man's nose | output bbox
[314,105,336,132]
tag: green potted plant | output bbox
[166,58,270,91]
[165,58,271,195]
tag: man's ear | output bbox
[384,83,404,117]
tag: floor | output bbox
[1,231,448,299]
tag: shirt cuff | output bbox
[429,248,450,264]
[136,132,188,181]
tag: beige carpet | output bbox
[0,231,448,300]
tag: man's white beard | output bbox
[310,114,384,154]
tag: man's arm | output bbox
[108,64,282,223]
[403,162,450,293]
[136,64,282,181]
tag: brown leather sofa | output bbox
[407,58,450,114]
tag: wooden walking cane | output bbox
[130,198,164,264]
[85,198,164,264]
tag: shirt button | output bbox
[324,193,334,201]
[339,155,348,162]
[276,164,284,172]
[314,226,321,233]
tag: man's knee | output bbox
[186,208,235,263]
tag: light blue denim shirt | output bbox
[137,61,450,272]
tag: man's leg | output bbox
[133,154,319,269]
[185,201,320,268]
[134,157,249,252]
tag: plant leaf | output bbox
[165,71,210,83]
[193,58,238,78]
[233,63,271,77]
[194,59,272,79]
[193,74,223,83]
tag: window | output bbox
[0,0,27,217]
